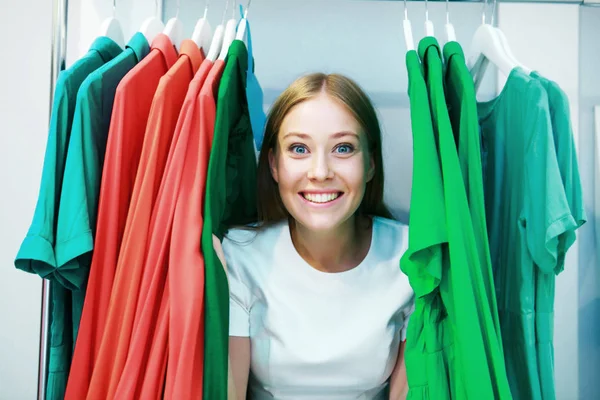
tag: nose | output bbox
[307,152,334,181]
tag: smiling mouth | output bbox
[300,192,343,204]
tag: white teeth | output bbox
[303,193,340,203]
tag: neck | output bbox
[290,215,372,273]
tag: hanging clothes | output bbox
[64,32,177,400]
[86,36,200,400]
[530,71,586,400]
[112,57,216,400]
[401,46,457,400]
[167,58,226,399]
[477,68,577,400]
[243,22,267,151]
[443,40,503,344]
[14,36,122,400]
[418,36,512,399]
[202,39,259,398]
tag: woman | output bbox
[217,73,414,399]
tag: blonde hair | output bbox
[256,73,391,224]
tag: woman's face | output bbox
[269,91,375,234]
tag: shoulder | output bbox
[371,217,409,261]
[222,222,287,265]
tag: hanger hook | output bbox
[491,0,497,26]
[232,0,236,18]
[244,0,252,18]
[446,0,450,25]
[221,0,229,24]
[425,0,429,23]
[203,0,210,19]
[403,0,408,21]
[481,0,487,25]
[176,0,181,18]
[113,0,116,18]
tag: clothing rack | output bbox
[38,0,588,398]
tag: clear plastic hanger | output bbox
[139,0,165,44]
[235,0,252,42]
[205,0,228,62]
[163,0,184,50]
[192,0,213,53]
[218,0,238,60]
[403,0,415,51]
[100,0,125,48]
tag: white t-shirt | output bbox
[223,217,414,400]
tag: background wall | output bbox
[0,1,597,399]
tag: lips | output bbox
[301,192,343,204]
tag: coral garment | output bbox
[62,33,165,400]
[112,58,215,400]
[167,59,225,400]
[85,39,202,400]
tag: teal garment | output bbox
[420,37,512,399]
[443,41,502,341]
[530,71,586,400]
[202,40,258,399]
[401,49,456,400]
[14,36,122,400]
[478,68,577,400]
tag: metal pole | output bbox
[39,0,68,399]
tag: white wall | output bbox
[498,4,581,400]
[0,1,52,399]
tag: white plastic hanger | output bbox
[235,0,251,42]
[100,0,125,48]
[488,0,532,74]
[192,1,213,53]
[218,0,238,60]
[468,0,517,92]
[139,0,164,44]
[444,0,456,43]
[205,0,228,62]
[163,0,184,51]
[424,0,434,38]
[402,0,415,51]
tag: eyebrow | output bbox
[282,131,360,140]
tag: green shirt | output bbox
[530,71,586,400]
[420,37,512,399]
[477,67,577,400]
[443,41,502,342]
[400,49,456,400]
[202,40,258,399]
[14,36,122,400]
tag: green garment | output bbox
[530,71,586,400]
[202,40,258,399]
[477,68,577,400]
[442,41,502,341]
[400,49,456,400]
[419,37,512,399]
[14,36,122,400]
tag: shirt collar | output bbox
[442,41,464,62]
[178,39,204,74]
[90,36,123,63]
[417,36,441,61]
[150,34,178,69]
[126,32,151,63]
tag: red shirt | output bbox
[86,39,202,400]
[112,58,215,399]
[167,59,226,400]
[64,34,177,400]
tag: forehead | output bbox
[279,93,362,139]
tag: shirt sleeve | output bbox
[223,237,253,337]
[523,87,577,275]
[400,298,415,341]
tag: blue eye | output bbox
[335,144,354,154]
[290,144,308,154]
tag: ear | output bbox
[269,148,279,183]
[366,154,375,183]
